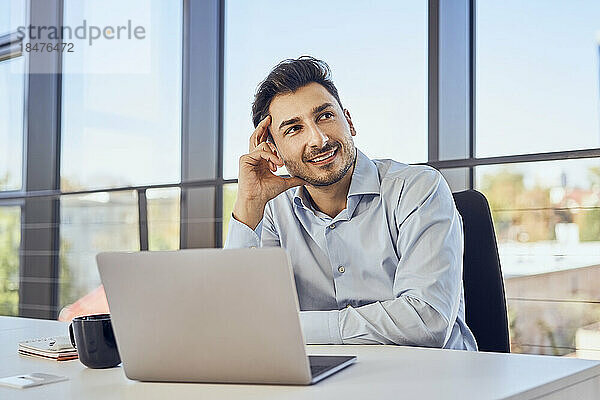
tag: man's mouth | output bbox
[307,148,338,165]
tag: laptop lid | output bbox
[97,248,313,385]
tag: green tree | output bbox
[59,239,76,309]
[147,192,180,251]
[0,172,19,315]
[222,185,238,244]
[0,207,20,316]
[479,168,552,242]
[577,167,600,242]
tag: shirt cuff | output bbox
[299,310,342,344]
[224,215,263,248]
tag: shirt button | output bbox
[329,223,336,229]
[338,265,345,273]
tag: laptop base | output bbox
[309,355,357,384]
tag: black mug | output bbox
[68,314,121,369]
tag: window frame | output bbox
[0,0,598,360]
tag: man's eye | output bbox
[286,125,301,135]
[318,112,334,121]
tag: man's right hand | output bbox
[58,285,109,322]
[232,115,305,230]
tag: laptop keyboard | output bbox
[308,355,346,377]
[308,355,356,380]
[310,364,331,377]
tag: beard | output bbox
[283,135,356,187]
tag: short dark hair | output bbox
[251,56,344,130]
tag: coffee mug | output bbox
[68,314,121,369]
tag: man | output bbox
[60,56,476,351]
[225,56,477,350]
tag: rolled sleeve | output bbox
[224,216,263,249]
[299,310,343,344]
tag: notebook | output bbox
[18,336,78,361]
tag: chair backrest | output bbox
[453,190,510,352]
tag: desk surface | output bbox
[1,316,600,400]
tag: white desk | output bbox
[1,316,600,399]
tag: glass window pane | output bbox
[0,0,26,35]
[476,158,600,357]
[476,1,600,157]
[60,191,139,307]
[222,184,238,245]
[147,187,180,251]
[507,299,600,357]
[60,0,183,191]
[0,57,25,191]
[223,0,427,179]
[0,206,20,316]
[477,158,600,277]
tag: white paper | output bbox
[0,373,68,389]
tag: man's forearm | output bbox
[225,199,281,249]
[299,296,452,347]
[224,215,263,249]
[232,198,266,231]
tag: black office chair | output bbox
[453,190,510,353]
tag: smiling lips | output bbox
[307,148,338,165]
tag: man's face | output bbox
[268,82,357,186]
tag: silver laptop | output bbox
[96,248,356,385]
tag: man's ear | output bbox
[344,109,356,136]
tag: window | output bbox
[477,158,600,276]
[0,206,20,316]
[60,191,140,307]
[147,187,180,251]
[4,0,598,361]
[476,1,600,157]
[57,0,183,307]
[0,0,26,316]
[60,0,183,191]
[223,0,428,179]
[476,158,600,355]
[0,0,26,35]
[475,0,600,358]
[468,156,600,357]
[222,183,237,244]
[0,57,24,191]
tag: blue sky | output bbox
[0,0,25,190]
[477,0,600,157]
[223,0,428,178]
[476,0,600,189]
[60,0,182,189]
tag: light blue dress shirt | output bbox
[225,149,478,351]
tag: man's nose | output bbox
[306,122,329,148]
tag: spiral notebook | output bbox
[18,336,78,361]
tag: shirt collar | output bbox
[293,186,312,209]
[292,148,380,210]
[347,149,381,197]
